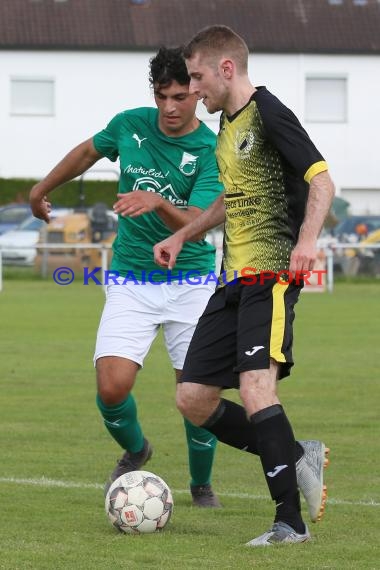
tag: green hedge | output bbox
[0,178,118,209]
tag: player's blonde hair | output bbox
[183,25,249,74]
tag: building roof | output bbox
[1,0,380,54]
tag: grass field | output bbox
[0,278,379,569]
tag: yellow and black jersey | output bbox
[216,86,328,282]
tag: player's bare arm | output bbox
[153,194,225,268]
[30,138,102,222]
[289,170,335,274]
[113,191,205,232]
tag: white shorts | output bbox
[94,278,216,370]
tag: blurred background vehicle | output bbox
[331,215,380,243]
[0,170,120,273]
[0,204,31,235]
[0,203,117,270]
[0,209,72,266]
[35,203,118,273]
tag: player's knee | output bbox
[176,385,195,418]
[176,390,189,417]
[96,357,136,405]
[176,384,215,426]
[97,384,130,406]
[239,371,278,413]
[96,371,131,405]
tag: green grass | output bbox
[0,280,379,569]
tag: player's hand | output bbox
[113,191,162,218]
[289,241,317,279]
[153,234,185,270]
[29,186,52,223]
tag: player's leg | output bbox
[175,370,220,507]
[96,357,148,451]
[199,396,328,523]
[177,364,309,546]
[179,343,307,542]
[164,281,220,507]
[240,363,309,545]
[96,356,153,490]
[238,279,308,545]
[178,279,326,544]
[94,281,160,488]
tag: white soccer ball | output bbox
[105,470,174,534]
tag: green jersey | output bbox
[93,107,223,281]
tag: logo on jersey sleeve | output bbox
[179,152,198,176]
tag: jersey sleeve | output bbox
[187,150,224,210]
[257,93,328,183]
[92,113,124,162]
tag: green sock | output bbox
[184,418,217,487]
[96,394,144,453]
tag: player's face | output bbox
[186,53,227,114]
[154,81,199,137]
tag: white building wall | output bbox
[0,51,156,180]
[0,49,379,212]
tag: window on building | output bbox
[305,77,347,123]
[10,78,55,116]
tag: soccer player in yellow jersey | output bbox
[154,26,335,546]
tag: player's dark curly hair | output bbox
[149,46,190,88]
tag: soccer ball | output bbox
[105,470,173,534]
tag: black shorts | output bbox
[181,277,302,389]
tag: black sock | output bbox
[202,400,305,462]
[251,404,305,534]
[202,398,259,454]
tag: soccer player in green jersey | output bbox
[154,26,335,545]
[29,47,224,507]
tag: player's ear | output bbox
[220,58,233,79]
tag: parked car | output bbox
[0,204,31,235]
[0,209,72,266]
[331,215,380,242]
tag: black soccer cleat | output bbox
[190,483,222,508]
[104,438,153,496]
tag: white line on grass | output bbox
[0,476,379,508]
